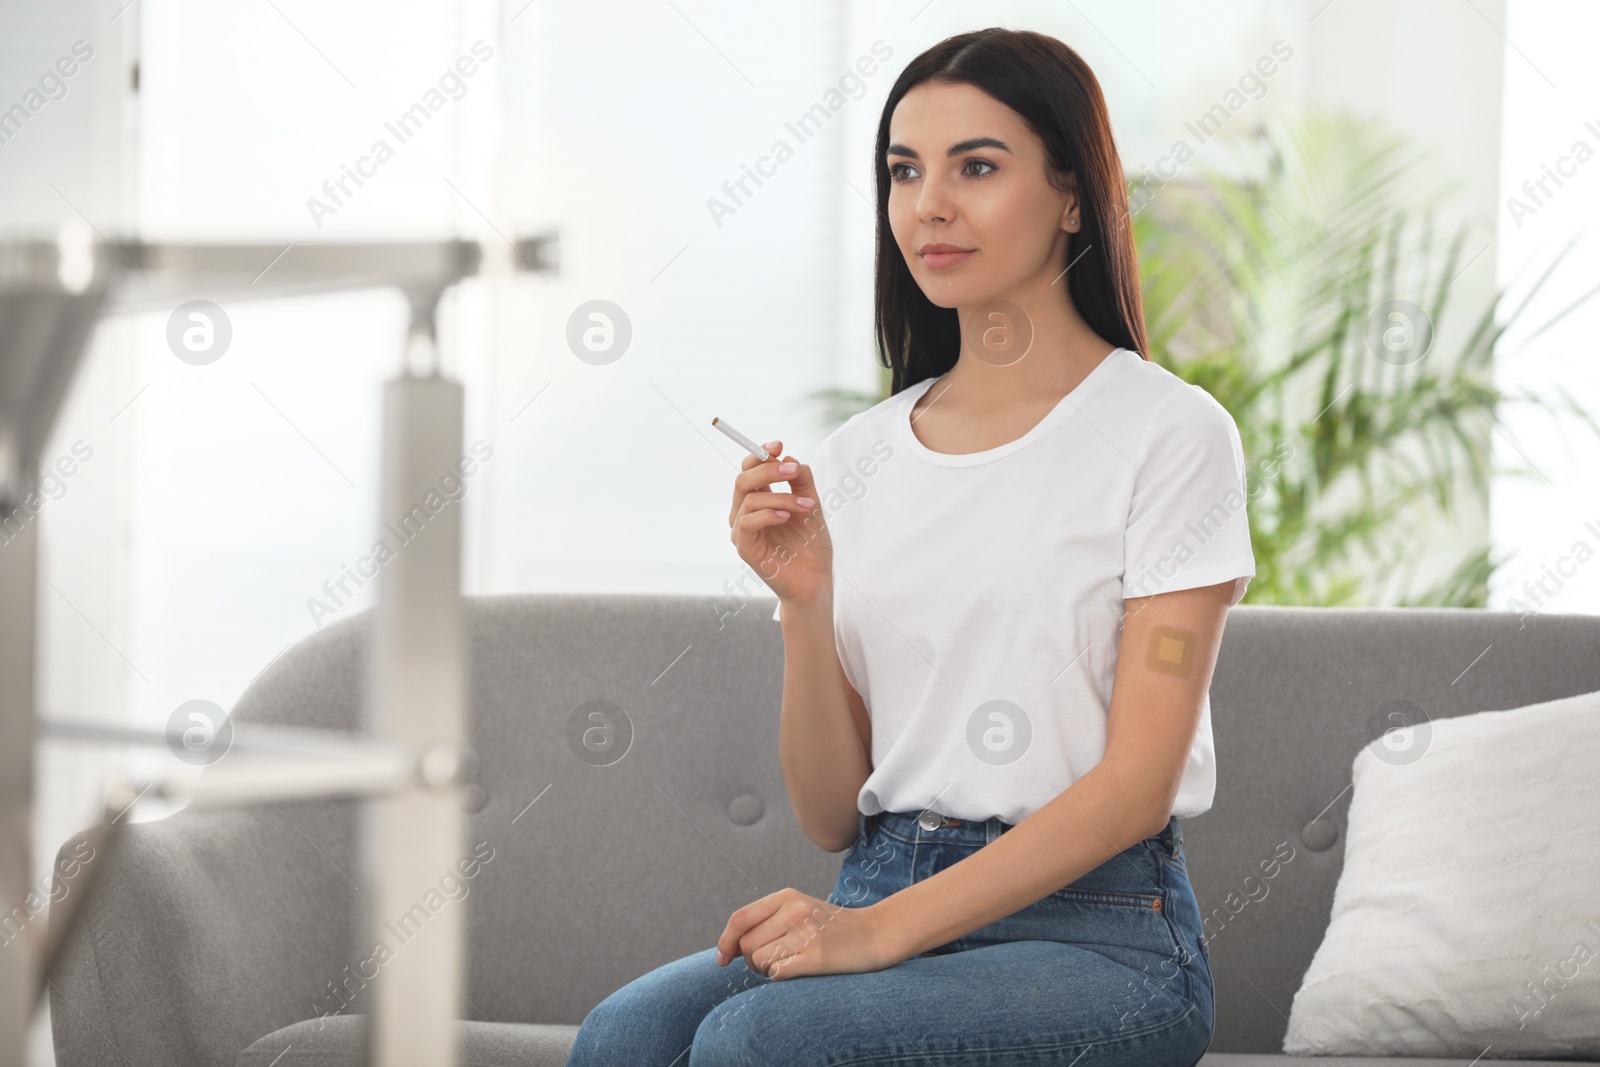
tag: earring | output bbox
[1069,217,1077,227]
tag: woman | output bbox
[566,26,1254,1066]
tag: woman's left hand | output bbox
[714,890,906,979]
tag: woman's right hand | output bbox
[729,440,833,608]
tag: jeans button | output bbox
[918,809,942,831]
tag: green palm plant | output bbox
[810,106,1600,607]
[1133,107,1599,606]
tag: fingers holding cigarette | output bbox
[716,418,832,604]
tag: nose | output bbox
[914,170,954,226]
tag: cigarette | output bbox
[711,417,774,462]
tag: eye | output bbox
[887,158,997,183]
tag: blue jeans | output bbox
[565,808,1214,1066]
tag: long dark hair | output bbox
[873,28,1149,395]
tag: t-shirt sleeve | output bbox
[1122,386,1256,606]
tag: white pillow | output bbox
[1284,687,1600,1059]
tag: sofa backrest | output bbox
[226,592,839,1036]
[60,594,1600,1058]
[1197,603,1600,1051]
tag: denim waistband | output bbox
[861,807,1181,853]
[862,808,1015,848]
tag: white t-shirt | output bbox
[770,346,1256,825]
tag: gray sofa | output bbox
[49,594,1600,1066]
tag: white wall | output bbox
[1491,0,1600,617]
[476,0,864,598]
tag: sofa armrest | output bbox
[50,797,361,1067]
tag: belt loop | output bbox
[1158,816,1176,856]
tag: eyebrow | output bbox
[885,136,1012,161]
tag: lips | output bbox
[919,246,975,269]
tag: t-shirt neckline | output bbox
[900,347,1132,467]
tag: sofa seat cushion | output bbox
[237,1021,1600,1067]
[235,1018,1600,1067]
[236,1015,580,1066]
[235,1020,1600,1067]
[1198,1056,1600,1066]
